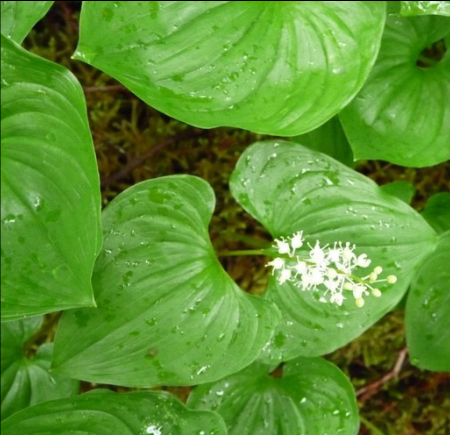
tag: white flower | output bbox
[274,238,291,255]
[294,260,307,275]
[291,231,304,250]
[279,268,292,284]
[330,292,345,306]
[266,230,398,309]
[356,254,371,268]
[267,257,284,272]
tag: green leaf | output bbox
[1,390,227,435]
[0,1,54,43]
[340,12,450,167]
[291,116,354,167]
[1,318,79,420]
[188,357,359,435]
[52,176,280,387]
[380,181,415,204]
[401,1,450,16]
[406,231,450,371]
[1,36,102,321]
[421,192,450,234]
[230,141,437,362]
[75,1,386,136]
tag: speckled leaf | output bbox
[0,1,54,43]
[188,357,359,435]
[380,181,415,204]
[75,1,386,136]
[421,192,450,234]
[1,36,102,321]
[291,116,354,167]
[401,1,450,16]
[1,317,79,420]
[1,390,227,435]
[406,231,450,371]
[340,12,450,167]
[52,176,280,387]
[230,141,437,362]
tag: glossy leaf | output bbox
[1,36,102,321]
[75,1,386,136]
[1,317,79,420]
[0,1,54,43]
[401,1,450,16]
[52,176,280,387]
[230,141,437,362]
[380,181,415,204]
[188,357,359,435]
[1,390,227,435]
[291,116,354,167]
[340,12,450,167]
[421,192,450,234]
[406,231,450,371]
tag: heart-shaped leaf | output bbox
[1,317,79,420]
[188,357,359,435]
[52,176,280,387]
[230,141,437,362]
[0,1,54,43]
[1,390,227,435]
[401,1,450,16]
[291,116,354,167]
[421,192,450,234]
[1,36,102,321]
[75,1,386,136]
[406,230,450,371]
[340,11,450,167]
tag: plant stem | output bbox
[217,249,272,257]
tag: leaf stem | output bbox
[217,249,272,257]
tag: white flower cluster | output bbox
[267,231,397,308]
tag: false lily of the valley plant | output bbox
[1,2,449,434]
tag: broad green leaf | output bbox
[1,36,102,321]
[401,1,450,16]
[380,181,415,204]
[340,12,450,167]
[75,1,386,136]
[52,176,280,387]
[1,390,227,435]
[188,357,359,435]
[291,116,354,167]
[0,1,54,43]
[230,141,437,362]
[1,317,79,420]
[406,231,450,371]
[421,192,450,234]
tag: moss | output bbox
[24,3,450,434]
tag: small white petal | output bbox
[275,239,290,255]
[327,268,338,279]
[352,284,366,299]
[291,231,304,250]
[294,260,307,275]
[330,293,345,306]
[278,268,292,284]
[267,257,284,270]
[356,254,371,268]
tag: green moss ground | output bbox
[24,3,450,434]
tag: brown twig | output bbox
[83,84,128,93]
[100,130,204,188]
[357,347,408,401]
